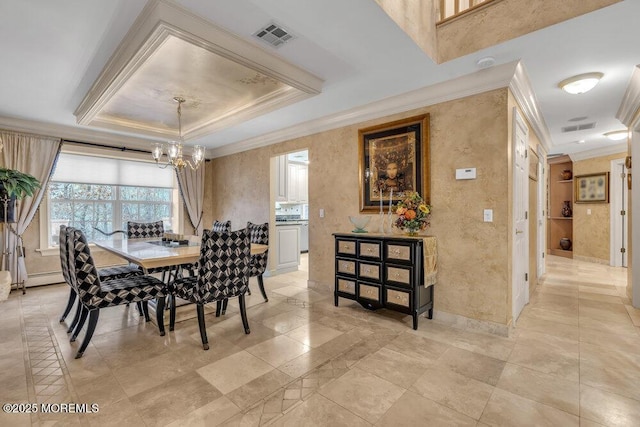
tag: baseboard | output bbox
[573,255,610,265]
[433,310,511,337]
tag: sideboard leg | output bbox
[412,313,418,330]
[334,293,339,307]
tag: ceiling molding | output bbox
[568,142,627,161]
[616,64,640,127]
[508,62,552,153]
[74,0,323,139]
[0,115,156,153]
[210,60,522,158]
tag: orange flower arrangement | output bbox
[392,191,431,235]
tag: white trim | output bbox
[211,60,553,160]
[568,143,627,162]
[617,65,640,126]
[210,60,524,158]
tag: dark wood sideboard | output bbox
[333,233,435,329]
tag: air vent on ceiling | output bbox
[561,122,596,133]
[253,22,295,48]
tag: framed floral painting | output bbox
[575,172,609,203]
[358,114,430,213]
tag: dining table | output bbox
[93,237,268,273]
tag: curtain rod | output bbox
[62,139,151,154]
[61,139,210,161]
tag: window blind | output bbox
[52,153,175,188]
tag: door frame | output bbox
[512,108,530,323]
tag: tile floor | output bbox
[1,254,640,426]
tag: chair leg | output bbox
[215,300,222,317]
[247,286,252,296]
[141,301,151,322]
[156,297,165,336]
[71,305,88,342]
[75,309,99,359]
[196,304,209,350]
[221,299,228,315]
[239,294,250,334]
[136,301,144,316]
[60,288,77,322]
[67,300,82,333]
[169,295,176,331]
[257,275,268,302]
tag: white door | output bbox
[512,109,529,323]
[610,159,629,267]
[537,159,546,277]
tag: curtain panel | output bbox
[176,165,205,236]
[0,131,62,284]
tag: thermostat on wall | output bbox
[456,168,477,180]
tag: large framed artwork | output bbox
[574,172,609,203]
[358,114,430,213]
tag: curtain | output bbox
[0,131,61,283]
[176,164,205,236]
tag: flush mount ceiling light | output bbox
[476,56,495,69]
[558,72,604,94]
[604,130,628,141]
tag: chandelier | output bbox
[151,97,204,171]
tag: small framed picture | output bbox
[574,172,609,203]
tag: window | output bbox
[42,152,179,248]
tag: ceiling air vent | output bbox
[561,122,596,133]
[253,22,295,48]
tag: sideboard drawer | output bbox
[359,283,380,302]
[359,262,381,281]
[386,243,412,262]
[337,240,356,256]
[337,259,356,275]
[337,278,356,295]
[386,266,412,287]
[386,288,410,308]
[359,242,381,259]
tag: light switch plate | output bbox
[483,209,493,222]
[319,208,325,218]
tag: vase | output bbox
[559,237,572,251]
[403,225,420,236]
[561,201,572,218]
[561,169,572,180]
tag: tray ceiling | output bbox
[74,0,323,141]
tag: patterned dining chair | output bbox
[247,221,269,302]
[68,227,167,359]
[168,228,251,350]
[127,220,164,239]
[211,220,231,233]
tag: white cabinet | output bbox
[275,155,287,202]
[276,224,300,272]
[276,154,308,203]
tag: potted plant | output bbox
[0,167,41,222]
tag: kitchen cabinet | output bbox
[275,155,287,202]
[276,224,300,272]
[287,162,308,203]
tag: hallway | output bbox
[0,255,638,426]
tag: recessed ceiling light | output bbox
[558,72,604,94]
[604,130,628,141]
[575,140,586,144]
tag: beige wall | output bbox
[573,152,626,262]
[209,88,515,325]
[437,0,620,63]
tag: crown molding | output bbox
[0,115,158,152]
[508,62,552,153]
[616,64,640,127]
[210,60,522,158]
[74,0,323,139]
[568,142,627,162]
